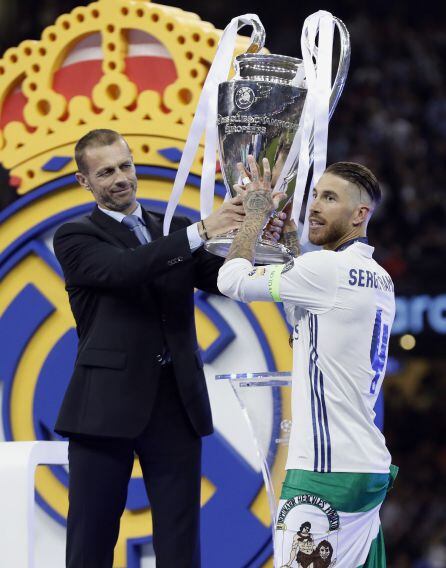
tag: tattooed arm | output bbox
[225,191,274,263]
[275,199,300,257]
[281,230,300,257]
[225,155,282,264]
[280,214,300,257]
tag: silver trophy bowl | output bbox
[204,17,350,264]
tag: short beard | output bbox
[104,198,133,212]
[309,219,346,247]
[101,188,136,212]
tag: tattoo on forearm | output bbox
[225,216,265,263]
[281,230,300,257]
[224,186,275,263]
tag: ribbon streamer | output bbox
[271,11,335,246]
[163,14,262,236]
[299,11,334,245]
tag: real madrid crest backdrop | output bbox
[0,0,293,566]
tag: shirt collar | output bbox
[334,236,369,252]
[98,202,145,224]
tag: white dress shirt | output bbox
[98,202,203,251]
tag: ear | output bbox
[75,171,90,191]
[352,205,370,227]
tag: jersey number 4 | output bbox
[370,308,389,394]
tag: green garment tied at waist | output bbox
[280,465,398,513]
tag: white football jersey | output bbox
[218,241,395,473]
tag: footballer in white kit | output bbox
[218,158,398,567]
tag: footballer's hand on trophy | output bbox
[234,155,286,221]
[280,199,298,234]
[264,210,287,242]
[233,155,286,240]
[201,195,245,238]
[278,200,300,256]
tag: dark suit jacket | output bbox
[53,205,224,439]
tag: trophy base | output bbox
[204,237,293,265]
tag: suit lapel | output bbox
[143,209,163,241]
[141,208,170,289]
[90,206,141,248]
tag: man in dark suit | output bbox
[53,129,252,568]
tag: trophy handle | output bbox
[279,17,351,195]
[237,16,266,54]
[298,16,350,122]
[327,17,350,121]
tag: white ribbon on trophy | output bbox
[163,14,262,236]
[272,10,335,245]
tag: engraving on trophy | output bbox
[217,113,299,136]
[234,86,256,110]
[217,80,306,199]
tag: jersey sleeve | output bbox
[217,251,338,313]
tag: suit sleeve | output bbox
[192,248,225,295]
[217,251,338,314]
[178,214,223,295]
[54,222,193,289]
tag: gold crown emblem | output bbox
[0,0,249,194]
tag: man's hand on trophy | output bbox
[234,155,287,240]
[264,211,287,242]
[201,195,245,239]
[280,200,298,234]
[279,200,300,257]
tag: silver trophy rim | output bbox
[235,52,303,65]
[204,237,294,265]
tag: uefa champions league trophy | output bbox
[163,12,350,265]
[207,51,306,263]
[204,17,350,263]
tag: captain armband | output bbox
[267,265,285,302]
[267,259,294,302]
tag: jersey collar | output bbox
[334,237,369,252]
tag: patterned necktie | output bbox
[121,215,149,245]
